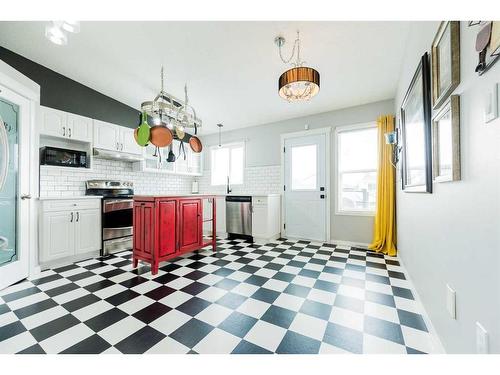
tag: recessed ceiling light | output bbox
[45,24,67,46]
[61,21,80,34]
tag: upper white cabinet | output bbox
[40,106,93,142]
[93,120,142,155]
[93,119,119,151]
[134,139,202,176]
[120,126,142,155]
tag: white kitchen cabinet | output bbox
[93,120,120,151]
[134,139,203,176]
[120,126,142,155]
[41,210,75,262]
[93,120,142,156]
[40,106,93,143]
[252,195,281,244]
[39,198,101,265]
[74,209,102,254]
[67,113,93,142]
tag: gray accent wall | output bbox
[395,21,500,353]
[0,46,140,127]
[201,99,394,244]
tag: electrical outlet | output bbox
[476,322,489,354]
[446,284,456,319]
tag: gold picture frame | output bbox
[431,21,460,110]
[432,95,461,182]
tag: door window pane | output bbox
[291,144,317,190]
[0,98,19,267]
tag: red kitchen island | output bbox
[132,195,217,275]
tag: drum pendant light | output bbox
[275,31,320,102]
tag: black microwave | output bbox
[40,147,88,168]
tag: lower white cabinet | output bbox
[252,195,281,244]
[39,198,101,264]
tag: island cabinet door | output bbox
[157,200,177,258]
[133,202,155,259]
[178,199,202,253]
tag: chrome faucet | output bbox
[226,176,232,194]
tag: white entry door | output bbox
[0,83,32,290]
[283,131,328,242]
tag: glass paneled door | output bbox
[0,83,31,290]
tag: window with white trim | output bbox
[210,142,244,186]
[336,124,378,214]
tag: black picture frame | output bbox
[400,52,433,193]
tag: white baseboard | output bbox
[396,254,446,354]
[330,239,370,248]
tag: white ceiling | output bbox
[0,21,410,134]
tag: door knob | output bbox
[20,194,31,200]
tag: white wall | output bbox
[395,21,500,353]
[201,99,394,244]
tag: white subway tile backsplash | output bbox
[198,165,281,195]
[39,159,194,197]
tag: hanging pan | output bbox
[189,135,203,153]
[188,123,202,153]
[150,126,173,147]
[134,112,151,147]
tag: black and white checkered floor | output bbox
[0,238,439,354]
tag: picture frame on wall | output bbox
[432,95,461,182]
[431,21,460,110]
[400,52,433,193]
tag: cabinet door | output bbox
[94,120,119,151]
[174,140,189,174]
[133,202,155,258]
[252,205,268,238]
[74,209,101,254]
[178,199,202,252]
[157,200,177,257]
[40,106,66,138]
[188,149,202,175]
[67,113,93,142]
[41,210,75,262]
[120,127,142,155]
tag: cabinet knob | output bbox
[70,212,74,222]
[62,127,66,136]
[76,212,80,222]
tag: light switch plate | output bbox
[476,322,489,354]
[485,83,499,123]
[446,284,456,319]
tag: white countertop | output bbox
[204,193,281,197]
[38,196,103,200]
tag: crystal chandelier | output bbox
[275,31,320,102]
[141,67,201,130]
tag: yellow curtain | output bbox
[368,115,397,256]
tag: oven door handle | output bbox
[103,199,134,212]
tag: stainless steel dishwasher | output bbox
[226,196,252,240]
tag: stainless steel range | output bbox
[85,180,134,256]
